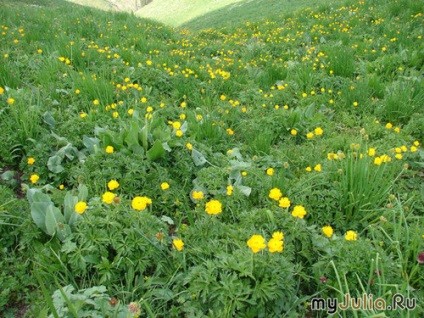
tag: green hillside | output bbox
[1,0,423,316]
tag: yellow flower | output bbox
[314,127,323,136]
[268,238,284,253]
[29,174,39,184]
[305,166,312,172]
[59,184,64,190]
[272,231,284,241]
[7,98,15,105]
[220,94,226,100]
[161,182,170,190]
[93,99,99,105]
[269,188,282,201]
[205,199,222,215]
[173,238,184,251]
[374,157,382,165]
[180,101,187,108]
[345,230,357,241]
[292,205,307,219]
[278,197,291,208]
[327,152,338,160]
[226,128,234,135]
[0,87,4,95]
[266,168,274,176]
[186,143,193,150]
[107,180,119,191]
[226,185,233,196]
[306,132,314,139]
[27,157,35,165]
[80,112,87,118]
[128,109,134,115]
[247,235,266,253]
[102,192,115,204]
[314,164,322,172]
[322,226,334,238]
[175,130,183,137]
[410,146,417,152]
[385,123,392,129]
[192,190,204,200]
[395,153,403,160]
[353,101,358,107]
[112,111,119,118]
[368,148,376,156]
[141,97,147,103]
[172,121,181,129]
[105,146,114,153]
[131,196,152,211]
[74,201,87,214]
[290,129,298,136]
[414,141,420,147]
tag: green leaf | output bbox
[147,140,166,161]
[191,149,207,166]
[1,170,15,181]
[56,223,72,242]
[78,184,88,202]
[47,155,64,173]
[236,185,251,197]
[63,192,78,224]
[43,111,56,129]
[139,125,148,151]
[31,201,51,233]
[45,205,65,236]
[124,122,140,147]
[152,126,171,142]
[83,135,100,154]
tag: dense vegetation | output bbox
[0,0,423,316]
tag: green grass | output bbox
[181,0,335,30]
[0,0,423,316]
[136,0,246,27]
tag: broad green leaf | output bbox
[47,155,64,173]
[227,147,243,160]
[51,131,69,146]
[1,170,15,181]
[63,192,78,224]
[83,135,100,154]
[191,149,206,166]
[45,205,65,236]
[78,184,88,202]
[152,126,171,142]
[130,144,145,156]
[124,122,140,147]
[147,140,166,161]
[139,125,148,151]
[68,211,81,227]
[180,121,188,133]
[56,223,72,242]
[237,185,251,197]
[31,201,51,233]
[31,191,52,204]
[43,111,56,129]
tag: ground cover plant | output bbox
[0,0,423,316]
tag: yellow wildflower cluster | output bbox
[131,196,152,211]
[247,231,284,253]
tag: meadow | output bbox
[0,0,423,316]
